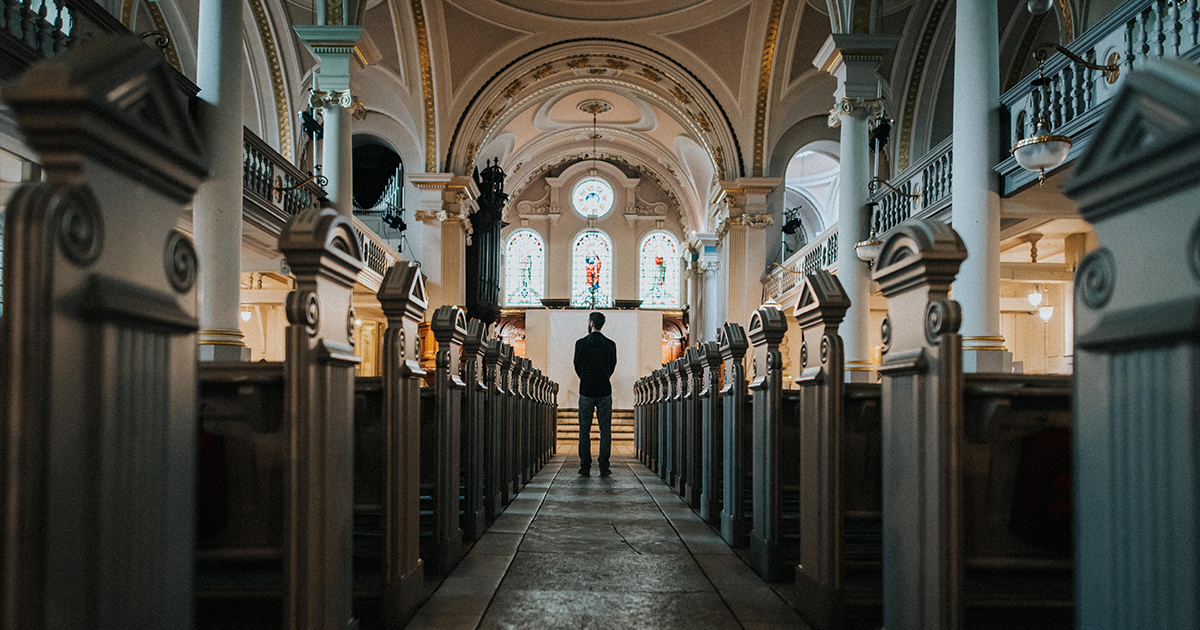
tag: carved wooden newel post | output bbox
[376,261,428,626]
[1,37,207,630]
[461,319,487,542]
[278,207,364,630]
[749,305,789,580]
[1064,59,1200,630]
[792,270,851,628]
[719,322,751,547]
[654,368,666,475]
[430,305,467,573]
[873,219,966,630]
[700,340,724,525]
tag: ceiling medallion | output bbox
[577,100,612,116]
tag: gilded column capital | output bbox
[828,96,885,127]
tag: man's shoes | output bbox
[578,468,590,476]
[599,469,612,477]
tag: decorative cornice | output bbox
[249,0,293,161]
[410,0,437,172]
[828,96,885,127]
[753,0,785,177]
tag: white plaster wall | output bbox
[523,309,663,409]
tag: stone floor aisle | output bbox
[405,448,811,630]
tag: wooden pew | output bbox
[699,341,724,525]
[719,322,752,547]
[653,368,666,475]
[790,270,884,630]
[670,358,686,496]
[428,305,467,575]
[873,219,1074,630]
[748,305,794,581]
[2,37,207,628]
[518,357,534,486]
[496,343,516,505]
[372,261,428,627]
[683,347,705,510]
[1062,59,1200,630]
[482,340,504,520]
[461,319,487,542]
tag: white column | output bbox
[716,178,780,329]
[319,91,354,216]
[953,0,1010,373]
[194,0,249,360]
[834,108,872,378]
[407,172,478,310]
[814,34,897,381]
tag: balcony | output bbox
[242,128,402,286]
[997,0,1200,193]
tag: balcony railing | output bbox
[872,135,953,236]
[998,0,1200,192]
[764,225,838,300]
[242,128,402,279]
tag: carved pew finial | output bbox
[2,35,207,629]
[717,322,751,547]
[277,206,363,630]
[429,305,467,574]
[375,262,427,626]
[870,218,967,630]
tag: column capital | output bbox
[828,96,885,127]
[813,33,899,99]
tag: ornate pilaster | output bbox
[713,177,780,330]
[407,172,480,310]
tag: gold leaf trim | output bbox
[142,0,181,72]
[411,0,437,172]
[753,0,785,177]
[897,0,949,172]
[248,0,293,161]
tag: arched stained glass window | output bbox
[639,232,680,308]
[571,177,614,218]
[504,229,546,307]
[570,230,613,308]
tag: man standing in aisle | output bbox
[574,311,618,476]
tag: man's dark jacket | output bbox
[574,331,617,397]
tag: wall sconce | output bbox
[1013,43,1120,186]
[1039,305,1054,321]
[1026,0,1054,15]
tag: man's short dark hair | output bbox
[589,311,605,330]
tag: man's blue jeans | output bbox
[578,394,612,472]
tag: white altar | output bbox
[523,309,664,410]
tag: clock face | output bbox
[572,177,614,218]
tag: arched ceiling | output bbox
[447,39,745,234]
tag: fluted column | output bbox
[953,0,1011,373]
[194,0,249,360]
[815,34,897,381]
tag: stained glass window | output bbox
[570,230,613,308]
[571,177,614,218]
[504,229,545,307]
[639,232,680,308]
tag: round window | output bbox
[571,177,615,218]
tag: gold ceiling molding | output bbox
[752,0,785,177]
[853,0,871,33]
[411,0,437,172]
[457,50,736,180]
[248,0,293,161]
[142,0,181,72]
[1059,0,1075,43]
[896,0,949,172]
[326,0,344,26]
[120,0,133,27]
